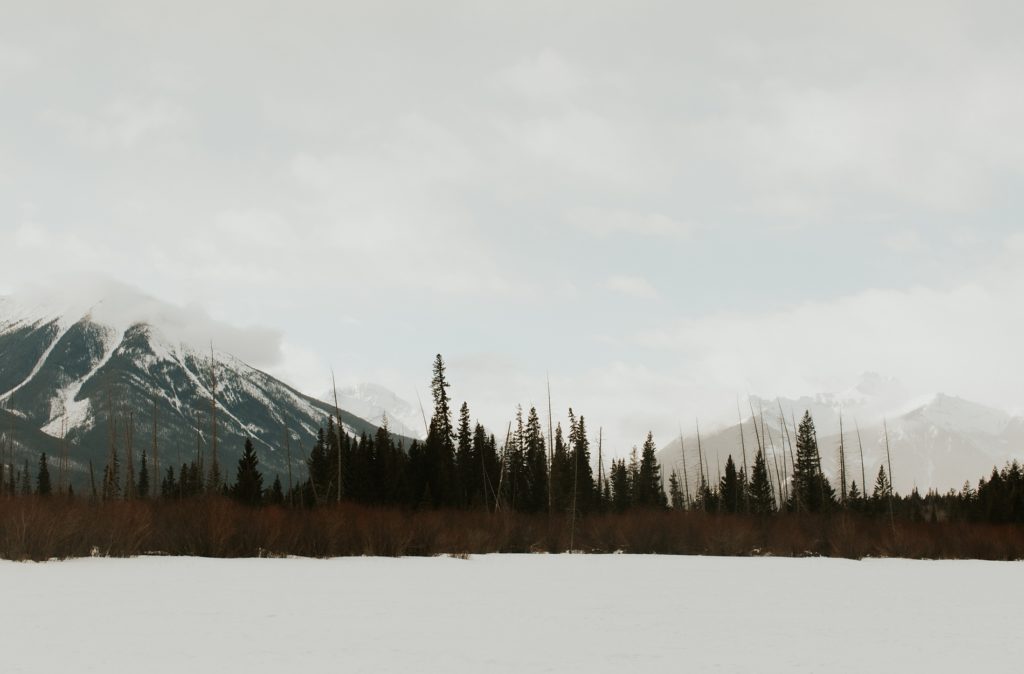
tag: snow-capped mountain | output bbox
[0,292,396,484]
[321,382,425,441]
[657,381,1024,495]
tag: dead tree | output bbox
[736,400,750,512]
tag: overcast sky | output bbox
[2,1,1023,452]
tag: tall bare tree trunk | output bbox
[331,369,343,504]
[736,400,750,512]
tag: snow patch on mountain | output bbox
[322,382,424,440]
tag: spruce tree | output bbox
[268,475,284,505]
[455,402,473,506]
[233,438,264,506]
[19,459,30,495]
[523,406,548,512]
[790,411,834,512]
[636,432,666,507]
[748,448,775,514]
[872,465,891,502]
[36,453,51,496]
[719,455,740,513]
[550,423,571,511]
[568,411,595,514]
[138,450,150,498]
[668,470,684,509]
[424,354,456,506]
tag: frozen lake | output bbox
[2,554,1020,672]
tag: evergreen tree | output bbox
[233,438,264,506]
[102,446,121,500]
[748,448,775,514]
[609,459,630,512]
[161,466,177,499]
[268,475,284,505]
[636,432,667,507]
[138,450,150,499]
[668,470,684,509]
[307,428,330,503]
[568,410,595,514]
[872,465,892,502]
[424,354,456,506]
[455,402,473,507]
[550,423,572,511]
[719,454,740,513]
[19,459,30,495]
[505,406,527,510]
[523,406,548,512]
[789,411,835,513]
[36,453,51,496]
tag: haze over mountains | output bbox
[657,376,1024,495]
[0,291,401,484]
[0,289,1020,494]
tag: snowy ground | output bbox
[1,554,1020,673]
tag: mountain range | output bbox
[656,376,1024,495]
[1,290,1021,496]
[0,293,403,487]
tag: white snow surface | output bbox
[1,554,1020,673]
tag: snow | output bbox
[40,324,125,436]
[1,554,1020,673]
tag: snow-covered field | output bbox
[2,554,1020,673]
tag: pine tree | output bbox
[609,459,630,512]
[138,450,150,499]
[523,406,548,512]
[425,354,456,506]
[307,428,329,503]
[268,475,284,505]
[161,466,177,499]
[455,402,473,507]
[873,465,892,502]
[550,423,571,511]
[636,432,666,507]
[568,411,595,514]
[748,448,775,514]
[668,470,684,509]
[789,411,834,513]
[19,459,30,495]
[36,453,51,496]
[233,438,264,506]
[719,454,740,513]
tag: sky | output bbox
[2,1,1023,453]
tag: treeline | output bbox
[1,354,1023,529]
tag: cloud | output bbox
[567,208,693,239]
[7,276,285,369]
[605,275,658,299]
[42,97,187,149]
[492,49,585,101]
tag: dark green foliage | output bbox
[719,455,741,513]
[550,423,572,511]
[36,453,51,496]
[232,438,263,506]
[137,450,149,498]
[268,475,284,505]
[568,410,595,514]
[161,466,176,498]
[523,407,548,512]
[789,411,835,513]
[635,432,666,508]
[668,470,684,509]
[748,448,775,514]
[872,465,892,503]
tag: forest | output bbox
[1,354,1023,561]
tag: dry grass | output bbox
[2,496,1023,561]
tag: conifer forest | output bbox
[2,354,1023,561]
